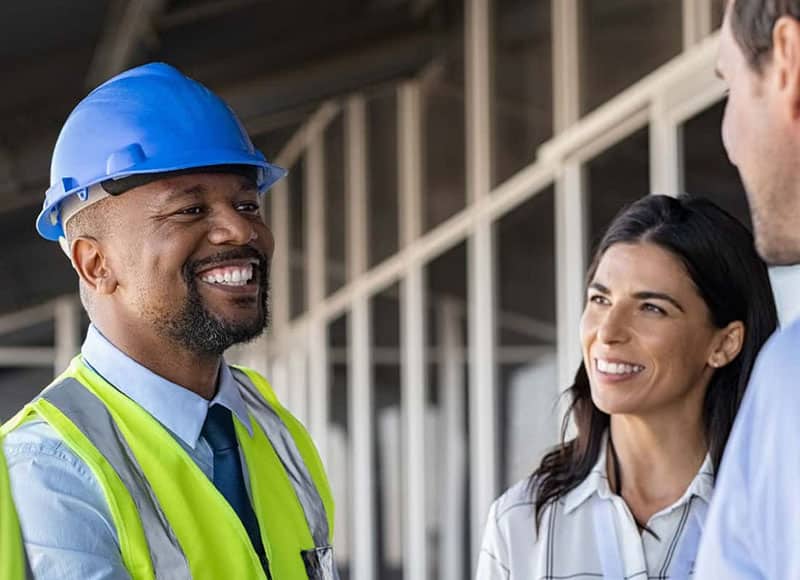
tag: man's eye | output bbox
[178,206,204,216]
[236,202,260,213]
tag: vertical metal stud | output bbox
[399,79,428,580]
[553,0,582,131]
[349,299,374,580]
[54,295,80,375]
[555,162,587,421]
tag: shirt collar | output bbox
[81,325,253,449]
[563,431,714,515]
[680,453,714,504]
[564,435,612,514]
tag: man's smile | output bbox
[187,249,267,297]
[196,259,259,291]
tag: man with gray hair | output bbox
[696,1,800,576]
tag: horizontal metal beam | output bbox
[327,345,554,365]
[0,347,56,368]
[158,0,264,29]
[539,32,720,163]
[0,300,57,336]
[86,0,167,88]
[221,32,435,124]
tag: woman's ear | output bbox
[708,321,745,369]
[71,236,118,296]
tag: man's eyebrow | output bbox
[161,184,207,203]
[714,66,724,80]
[160,179,257,202]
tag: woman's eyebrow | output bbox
[632,291,685,313]
[588,282,685,312]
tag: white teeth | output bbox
[200,265,255,287]
[596,359,644,375]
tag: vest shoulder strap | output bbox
[231,367,332,547]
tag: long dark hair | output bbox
[530,194,778,529]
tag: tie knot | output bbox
[202,404,238,452]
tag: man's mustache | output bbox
[183,247,269,283]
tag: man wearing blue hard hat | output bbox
[1,62,337,580]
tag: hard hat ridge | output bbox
[37,62,286,241]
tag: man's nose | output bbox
[208,207,257,246]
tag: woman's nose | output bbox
[596,307,630,344]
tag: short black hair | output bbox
[65,196,118,315]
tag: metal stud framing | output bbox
[0,6,744,578]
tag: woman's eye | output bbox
[589,294,610,305]
[642,302,666,315]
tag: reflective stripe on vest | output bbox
[42,379,189,578]
[1,436,31,580]
[232,368,330,548]
[17,357,335,580]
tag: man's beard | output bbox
[161,248,271,356]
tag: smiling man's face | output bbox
[105,171,273,355]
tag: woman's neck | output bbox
[607,413,707,526]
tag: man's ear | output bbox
[771,16,800,120]
[70,237,118,295]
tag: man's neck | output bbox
[94,320,221,400]
[607,412,707,524]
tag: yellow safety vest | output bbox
[1,429,28,580]
[2,357,336,580]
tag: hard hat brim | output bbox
[37,157,286,241]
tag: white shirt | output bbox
[476,438,713,580]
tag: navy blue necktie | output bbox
[202,404,269,574]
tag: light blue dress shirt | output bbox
[2,325,254,580]
[695,319,800,578]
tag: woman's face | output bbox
[580,242,724,418]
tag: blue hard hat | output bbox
[37,62,287,241]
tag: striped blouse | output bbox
[476,439,713,580]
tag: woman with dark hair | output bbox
[476,194,778,579]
